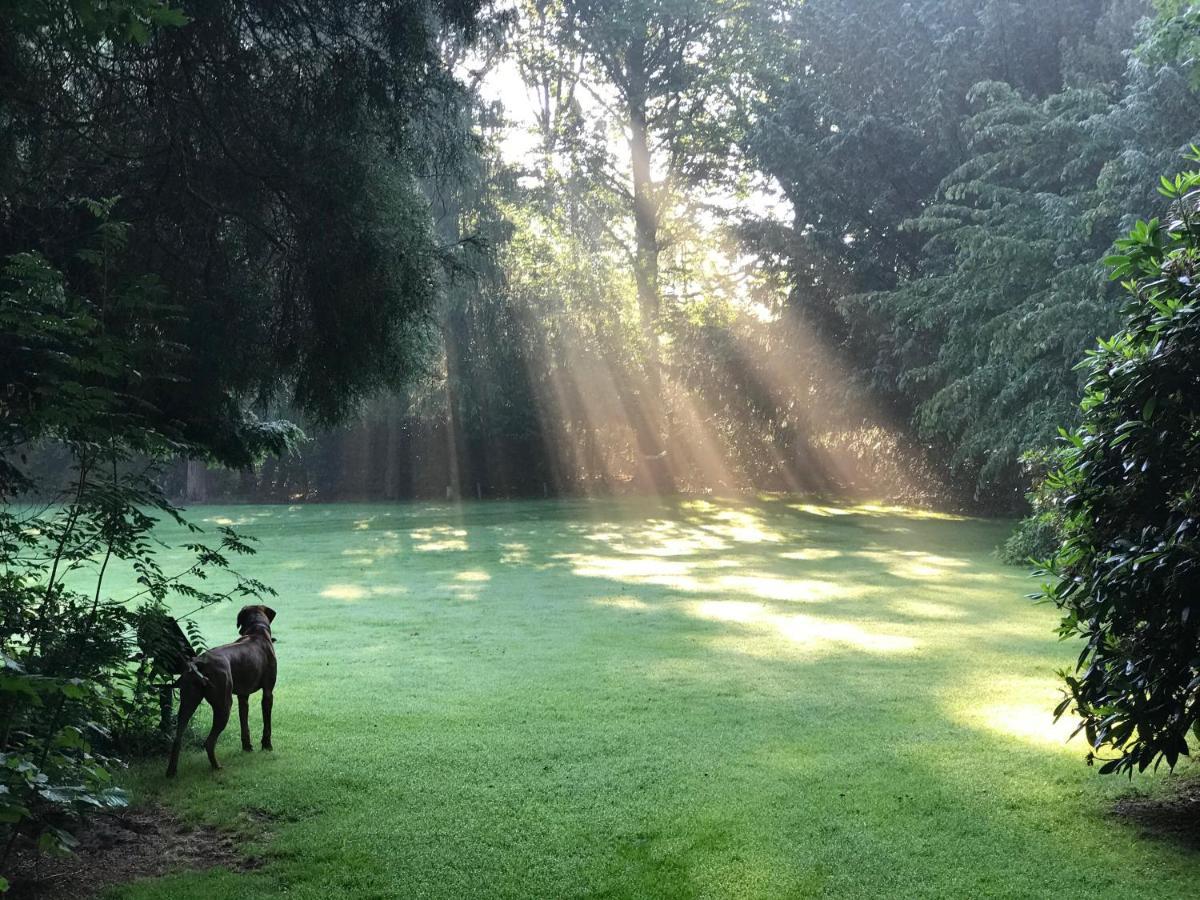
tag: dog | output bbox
[166,604,277,777]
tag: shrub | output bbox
[1040,149,1200,775]
[1000,514,1061,566]
[0,208,280,877]
[999,450,1067,565]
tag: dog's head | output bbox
[236,604,276,637]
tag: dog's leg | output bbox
[260,688,273,751]
[166,686,202,778]
[205,683,232,770]
[238,694,253,751]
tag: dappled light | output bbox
[320,583,410,602]
[455,570,492,583]
[499,542,531,565]
[778,548,842,562]
[690,600,917,655]
[715,574,845,603]
[411,526,470,552]
[265,499,1035,672]
[787,503,967,521]
[976,703,1080,750]
[321,583,369,601]
[564,553,704,592]
[7,0,1200,894]
[53,498,1198,897]
[951,677,1083,752]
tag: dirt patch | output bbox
[6,806,258,899]
[1113,778,1200,850]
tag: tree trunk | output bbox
[185,459,207,503]
[442,316,466,501]
[626,56,674,494]
[383,400,400,501]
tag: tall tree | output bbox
[742,0,1185,503]
[552,0,751,490]
[1,0,487,473]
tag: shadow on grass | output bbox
[135,497,1200,898]
[1113,777,1200,851]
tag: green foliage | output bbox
[998,450,1069,565]
[1,0,490,866]
[1040,150,1200,775]
[1000,515,1062,566]
[2,0,189,46]
[0,0,493,863]
[1145,1,1200,88]
[0,214,279,870]
[745,0,1200,504]
[1,0,487,462]
[855,82,1125,492]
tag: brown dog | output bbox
[166,604,277,777]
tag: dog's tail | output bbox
[172,657,210,689]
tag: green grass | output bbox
[109,498,1195,899]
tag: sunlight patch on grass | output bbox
[976,702,1080,749]
[121,499,1199,900]
[702,508,785,544]
[454,570,491,582]
[785,501,968,521]
[584,523,730,557]
[320,583,367,601]
[854,548,979,581]
[205,515,251,526]
[953,677,1080,751]
[341,544,402,562]
[499,542,529,565]
[785,503,856,517]
[716,573,846,603]
[565,550,850,605]
[692,599,766,624]
[891,559,960,579]
[679,500,786,543]
[778,548,842,562]
[411,525,469,552]
[564,553,702,592]
[690,600,917,655]
[320,583,409,601]
[774,614,917,653]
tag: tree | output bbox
[0,0,488,870]
[1041,150,1200,775]
[548,0,753,490]
[1,0,486,470]
[742,0,1200,504]
[853,82,1124,496]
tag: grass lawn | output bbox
[110,498,1195,898]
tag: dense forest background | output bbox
[10,0,1200,514]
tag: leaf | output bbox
[150,7,192,28]
[0,803,29,824]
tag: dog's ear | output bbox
[262,605,277,623]
[236,606,251,632]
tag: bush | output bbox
[1040,149,1200,775]
[1000,514,1061,566]
[999,450,1066,565]
[0,208,280,877]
